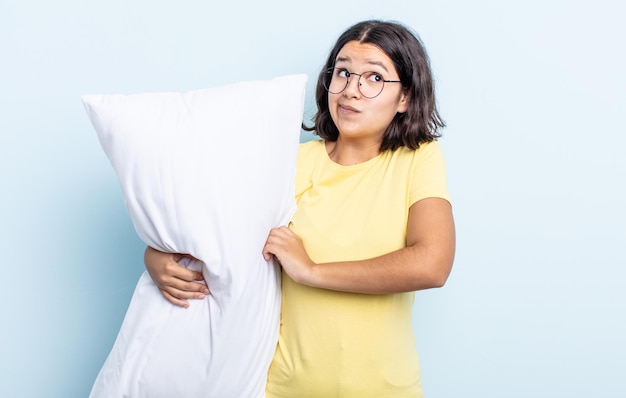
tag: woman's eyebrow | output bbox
[366,60,390,73]
[334,56,390,73]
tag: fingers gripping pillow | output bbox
[82,74,307,398]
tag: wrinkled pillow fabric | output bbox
[82,74,307,398]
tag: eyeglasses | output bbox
[323,67,402,99]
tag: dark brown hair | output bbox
[304,20,445,151]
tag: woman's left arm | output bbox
[262,197,455,294]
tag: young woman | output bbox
[145,19,455,397]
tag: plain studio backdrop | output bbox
[1,0,624,397]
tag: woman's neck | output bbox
[325,137,381,166]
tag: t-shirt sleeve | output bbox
[409,140,451,206]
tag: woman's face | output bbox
[328,40,408,144]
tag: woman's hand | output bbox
[262,226,316,285]
[144,246,210,308]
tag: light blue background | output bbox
[1,0,624,397]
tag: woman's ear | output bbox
[397,90,410,114]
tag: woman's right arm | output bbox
[144,246,210,308]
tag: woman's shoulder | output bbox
[399,139,442,155]
[299,138,324,150]
[297,139,325,161]
[387,140,445,165]
[294,139,325,196]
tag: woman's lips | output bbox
[339,104,359,113]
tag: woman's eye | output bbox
[366,72,383,83]
[337,69,350,78]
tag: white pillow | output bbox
[82,74,307,398]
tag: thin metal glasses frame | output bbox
[324,67,402,98]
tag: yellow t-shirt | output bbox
[266,140,450,398]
